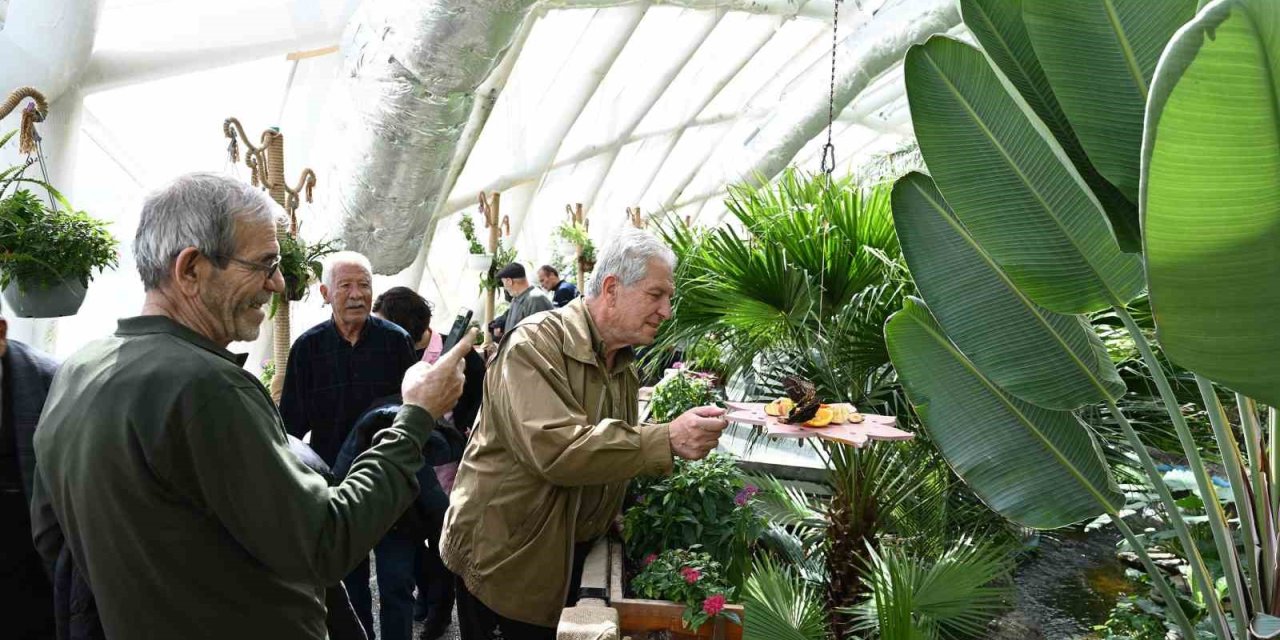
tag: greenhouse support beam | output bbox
[546,0,837,21]
[675,0,959,210]
[0,0,102,103]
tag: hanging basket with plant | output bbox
[0,183,118,318]
[555,220,596,272]
[272,231,340,314]
[458,211,492,271]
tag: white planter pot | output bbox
[467,254,493,271]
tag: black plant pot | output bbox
[2,278,87,318]
[284,272,307,302]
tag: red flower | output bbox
[680,567,701,584]
[702,594,726,616]
[643,553,658,567]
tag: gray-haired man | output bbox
[29,172,474,639]
[441,228,728,639]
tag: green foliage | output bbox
[631,548,739,631]
[458,211,484,255]
[555,221,595,263]
[259,359,276,389]
[1093,594,1171,640]
[647,371,717,423]
[647,168,910,408]
[277,233,340,303]
[623,452,765,591]
[478,242,519,292]
[850,537,1014,640]
[742,556,828,640]
[0,188,118,290]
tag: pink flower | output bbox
[643,553,658,567]
[734,485,759,506]
[680,567,701,584]
[702,594,726,616]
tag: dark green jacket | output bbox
[30,316,433,639]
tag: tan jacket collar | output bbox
[561,298,635,371]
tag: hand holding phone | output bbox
[442,308,474,353]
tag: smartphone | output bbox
[441,308,474,353]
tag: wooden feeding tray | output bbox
[723,402,913,448]
[607,539,744,640]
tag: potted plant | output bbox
[479,242,518,292]
[459,211,491,272]
[0,187,118,317]
[271,232,340,316]
[555,221,596,272]
[617,548,743,640]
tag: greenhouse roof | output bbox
[0,0,962,362]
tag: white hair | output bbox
[322,251,374,289]
[586,228,676,297]
[134,173,280,290]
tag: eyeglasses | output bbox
[209,254,282,280]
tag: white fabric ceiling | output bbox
[0,0,959,366]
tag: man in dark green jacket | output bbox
[29,172,475,639]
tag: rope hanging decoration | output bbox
[223,117,318,403]
[0,87,49,156]
[815,0,842,346]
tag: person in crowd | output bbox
[441,228,729,639]
[361,286,486,638]
[29,172,473,639]
[0,302,58,639]
[486,262,553,340]
[334,395,466,640]
[374,286,439,361]
[280,251,418,464]
[536,265,578,308]
[372,286,485,434]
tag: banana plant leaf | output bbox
[904,36,1144,315]
[1022,0,1197,205]
[885,297,1123,528]
[960,0,1143,251]
[891,172,1124,410]
[1143,0,1280,408]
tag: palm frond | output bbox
[743,555,830,640]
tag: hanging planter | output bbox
[277,232,340,305]
[467,253,493,272]
[2,277,86,318]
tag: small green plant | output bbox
[1094,594,1171,640]
[631,548,739,631]
[479,242,518,292]
[555,221,595,264]
[278,233,341,303]
[647,370,717,423]
[624,452,766,591]
[0,188,118,291]
[459,211,485,255]
[259,359,276,389]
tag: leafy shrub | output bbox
[647,370,717,423]
[631,548,738,631]
[0,189,117,290]
[624,452,765,590]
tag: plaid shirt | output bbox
[280,316,417,464]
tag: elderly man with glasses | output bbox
[29,172,473,639]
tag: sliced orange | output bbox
[803,406,834,428]
[764,400,782,417]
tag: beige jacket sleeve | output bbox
[497,338,672,486]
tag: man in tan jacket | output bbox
[440,228,727,639]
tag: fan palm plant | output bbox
[646,168,909,407]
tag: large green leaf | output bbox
[905,36,1145,314]
[1023,0,1197,204]
[1143,0,1280,408]
[961,0,1142,251]
[885,297,1123,528]
[892,172,1124,410]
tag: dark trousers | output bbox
[455,540,594,640]
[416,540,455,625]
[344,535,420,640]
[1,490,56,639]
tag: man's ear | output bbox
[319,283,331,305]
[171,247,206,296]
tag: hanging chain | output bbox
[821,0,842,175]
